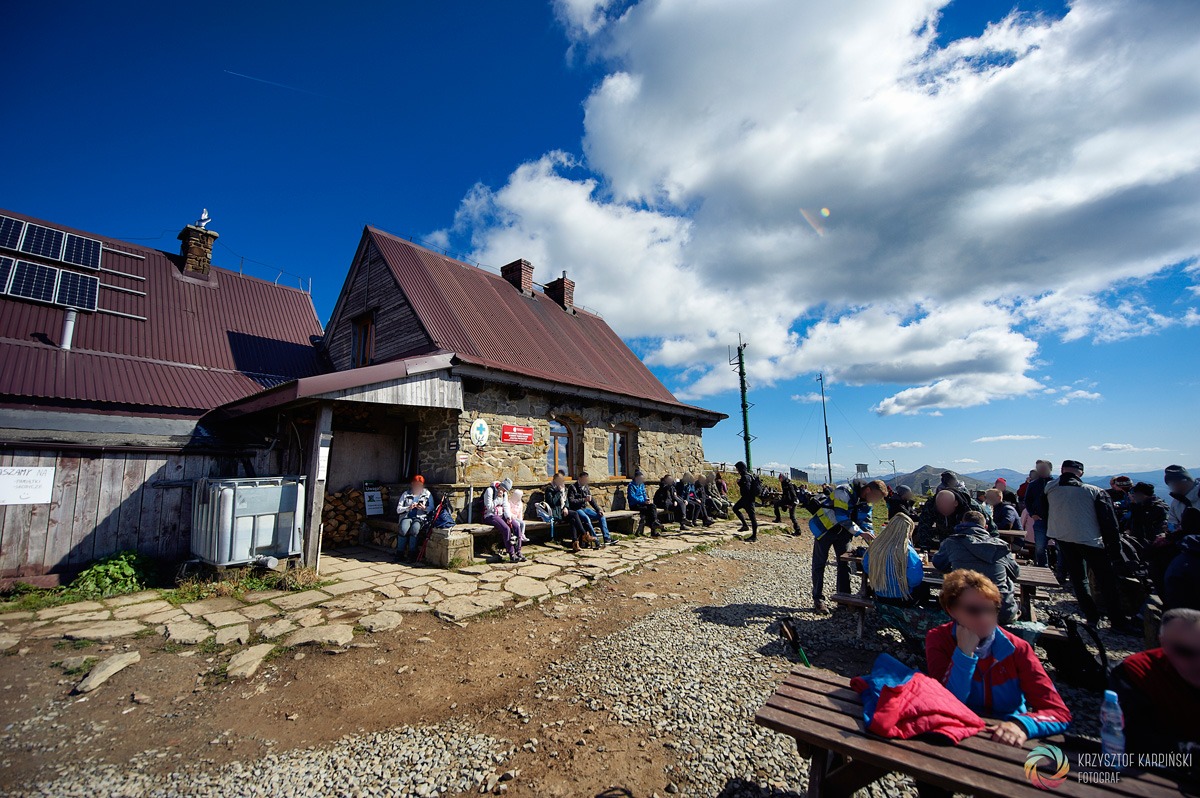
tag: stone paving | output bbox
[0,521,758,684]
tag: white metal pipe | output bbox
[60,308,77,351]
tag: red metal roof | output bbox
[367,227,719,418]
[0,209,323,416]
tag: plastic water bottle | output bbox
[1100,690,1125,766]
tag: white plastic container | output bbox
[191,476,305,566]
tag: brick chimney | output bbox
[177,222,218,277]
[544,270,575,310]
[501,258,534,295]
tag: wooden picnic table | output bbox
[840,553,1059,622]
[755,665,1190,798]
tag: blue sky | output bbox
[3,1,1197,482]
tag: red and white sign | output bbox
[501,424,535,445]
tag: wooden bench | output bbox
[830,592,873,638]
[755,665,1185,798]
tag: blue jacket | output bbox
[808,481,874,539]
[926,622,1072,739]
[862,546,924,600]
[628,481,649,505]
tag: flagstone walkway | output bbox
[0,522,757,679]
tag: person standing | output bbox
[1130,481,1174,593]
[808,478,886,613]
[1023,460,1054,567]
[774,474,802,534]
[1045,459,1133,632]
[1166,466,1200,532]
[732,462,760,542]
[627,470,663,537]
[394,475,432,562]
[885,484,918,521]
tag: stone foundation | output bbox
[423,528,474,568]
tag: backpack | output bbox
[747,473,764,499]
[1114,532,1148,580]
[1038,617,1109,691]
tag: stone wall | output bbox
[414,407,459,485]
[446,384,708,486]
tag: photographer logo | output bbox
[1025,744,1070,790]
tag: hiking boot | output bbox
[745,534,758,543]
[592,539,601,550]
[572,540,581,553]
[651,530,662,538]
[737,525,750,533]
[703,519,715,527]
[814,600,829,614]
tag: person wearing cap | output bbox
[1045,459,1133,632]
[1107,475,1134,531]
[1166,466,1200,534]
[626,470,664,537]
[1131,481,1175,594]
[394,476,432,562]
[483,477,527,563]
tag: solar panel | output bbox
[19,224,64,260]
[9,260,58,304]
[62,234,102,269]
[0,216,23,251]
[0,256,12,294]
[55,270,99,311]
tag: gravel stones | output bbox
[226,644,276,679]
[75,651,141,693]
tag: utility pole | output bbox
[730,337,755,470]
[880,459,897,483]
[817,373,832,484]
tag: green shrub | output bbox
[70,551,153,598]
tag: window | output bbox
[547,420,572,476]
[351,312,374,368]
[608,430,630,477]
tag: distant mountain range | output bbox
[884,464,1196,495]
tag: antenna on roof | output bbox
[197,208,212,230]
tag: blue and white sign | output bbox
[469,419,490,447]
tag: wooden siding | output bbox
[312,369,463,409]
[325,241,431,371]
[0,447,277,582]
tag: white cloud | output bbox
[807,462,845,472]
[878,441,925,450]
[1088,443,1168,452]
[758,461,793,473]
[442,0,1200,408]
[954,458,981,464]
[1055,389,1103,405]
[973,434,1046,443]
[790,392,825,403]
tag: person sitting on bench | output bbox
[394,475,432,562]
[655,475,689,528]
[506,488,528,545]
[544,471,590,552]
[863,514,930,607]
[483,477,525,563]
[627,470,664,537]
[679,471,714,527]
[932,510,1020,625]
[569,471,611,546]
[926,569,1072,748]
[702,473,731,519]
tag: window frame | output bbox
[607,429,630,478]
[547,419,573,477]
[350,311,375,368]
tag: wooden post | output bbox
[303,402,333,570]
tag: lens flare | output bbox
[820,208,831,217]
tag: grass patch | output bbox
[53,638,96,651]
[163,565,328,606]
[57,658,97,676]
[194,637,223,655]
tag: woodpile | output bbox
[320,486,389,548]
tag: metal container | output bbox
[191,476,306,566]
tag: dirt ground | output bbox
[0,527,809,797]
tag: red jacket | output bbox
[926,622,1072,738]
[852,652,984,743]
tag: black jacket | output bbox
[654,484,681,508]
[777,480,798,506]
[1129,498,1170,547]
[1024,476,1052,518]
[913,488,995,549]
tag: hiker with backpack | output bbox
[774,474,802,534]
[731,461,761,542]
[1166,465,1200,533]
[808,478,886,613]
[394,475,433,562]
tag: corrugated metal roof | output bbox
[0,208,324,415]
[367,227,713,415]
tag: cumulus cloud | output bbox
[1055,389,1103,405]
[1089,443,1168,452]
[442,0,1200,410]
[879,441,925,450]
[790,392,825,403]
[954,458,980,464]
[973,434,1046,443]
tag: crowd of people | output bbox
[814,460,1200,779]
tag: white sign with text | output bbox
[0,466,55,505]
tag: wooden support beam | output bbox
[303,402,333,570]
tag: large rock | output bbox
[0,634,19,651]
[166,619,213,645]
[517,563,561,580]
[283,624,354,648]
[112,599,174,620]
[214,624,250,646]
[75,651,141,693]
[358,611,404,632]
[227,644,275,679]
[64,620,145,641]
[257,619,297,639]
[38,601,104,620]
[504,575,551,599]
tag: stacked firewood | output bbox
[321,488,366,546]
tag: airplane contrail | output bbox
[223,70,323,97]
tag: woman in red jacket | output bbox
[926,569,1072,746]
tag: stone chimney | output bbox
[177,223,218,277]
[501,258,534,295]
[544,270,575,310]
